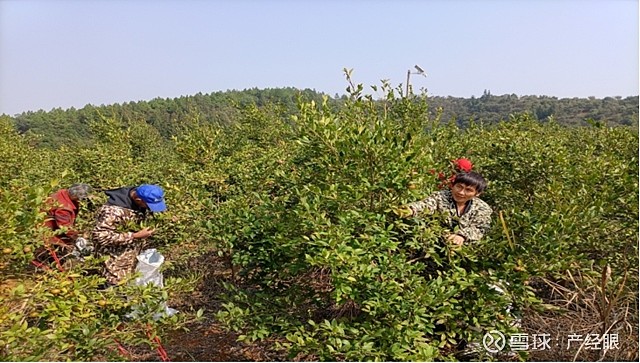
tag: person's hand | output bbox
[133,227,155,239]
[392,206,414,218]
[446,234,465,246]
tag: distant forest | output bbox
[3,87,638,149]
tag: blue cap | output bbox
[136,184,167,213]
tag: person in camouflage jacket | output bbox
[92,184,167,285]
[405,171,492,245]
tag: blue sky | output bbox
[0,0,637,115]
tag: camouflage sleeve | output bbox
[406,192,440,216]
[92,205,135,247]
[457,202,493,243]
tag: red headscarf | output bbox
[453,158,473,173]
[430,158,474,189]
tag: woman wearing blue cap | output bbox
[92,184,167,286]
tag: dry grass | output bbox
[522,266,638,362]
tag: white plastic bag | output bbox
[135,248,165,287]
[128,249,178,319]
[71,237,94,260]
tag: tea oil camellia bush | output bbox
[213,81,538,361]
[212,79,637,361]
[462,115,638,277]
[0,73,638,361]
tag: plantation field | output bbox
[0,82,638,361]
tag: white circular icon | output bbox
[483,330,506,353]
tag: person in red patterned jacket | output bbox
[35,183,93,264]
